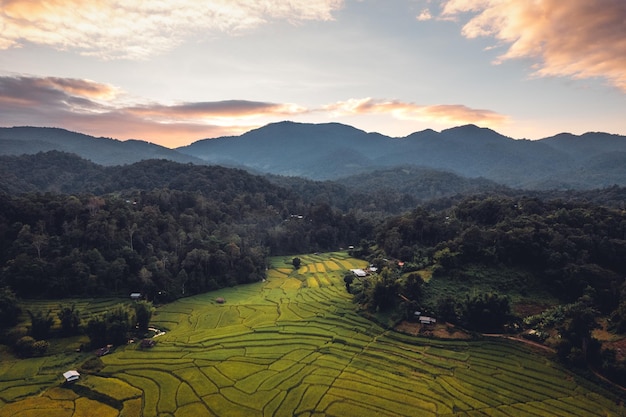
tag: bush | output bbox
[3,326,28,345]
[14,336,49,357]
[32,340,49,356]
[14,336,36,357]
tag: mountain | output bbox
[0,126,204,166]
[178,122,626,189]
[177,122,388,178]
[3,123,626,190]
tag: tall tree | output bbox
[57,304,81,337]
[0,287,20,328]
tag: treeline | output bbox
[353,195,626,384]
[0,190,268,299]
[0,160,374,301]
[375,196,626,305]
[3,300,155,357]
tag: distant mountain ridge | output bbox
[2,122,626,189]
[177,121,626,189]
[0,126,204,166]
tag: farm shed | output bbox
[350,269,367,278]
[419,316,437,325]
[130,292,142,300]
[63,370,80,383]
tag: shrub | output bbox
[32,340,49,356]
[14,336,36,357]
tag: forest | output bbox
[1,151,626,387]
[0,171,369,299]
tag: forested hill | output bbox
[178,121,626,188]
[0,151,290,198]
[0,152,375,300]
[0,126,203,166]
[4,123,626,189]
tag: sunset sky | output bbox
[1,0,625,148]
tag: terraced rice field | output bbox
[1,252,624,416]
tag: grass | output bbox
[1,252,624,416]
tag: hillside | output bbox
[178,121,626,189]
[0,127,203,166]
[3,123,626,189]
[2,254,623,416]
[2,149,626,395]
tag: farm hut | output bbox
[216,297,225,304]
[63,370,80,383]
[350,269,367,278]
[419,316,437,325]
[130,292,142,300]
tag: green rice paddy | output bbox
[1,252,624,416]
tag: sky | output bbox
[1,0,625,148]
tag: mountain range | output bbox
[2,122,626,189]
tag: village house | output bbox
[63,370,80,383]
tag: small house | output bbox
[350,269,367,278]
[419,316,437,325]
[63,370,80,383]
[130,293,142,301]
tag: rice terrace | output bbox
[0,252,623,416]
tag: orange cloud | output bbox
[0,75,509,146]
[0,74,308,146]
[323,98,508,126]
[126,101,307,122]
[0,0,343,59]
[440,0,626,91]
[416,9,433,21]
[0,75,116,111]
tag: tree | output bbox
[402,273,424,302]
[57,304,81,337]
[28,310,54,340]
[343,273,354,292]
[436,296,459,323]
[368,267,401,312]
[292,257,301,269]
[32,340,49,356]
[133,300,154,333]
[14,336,36,357]
[0,287,21,328]
[460,292,511,333]
[106,304,134,346]
[85,315,107,348]
[557,295,600,366]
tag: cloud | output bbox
[0,74,309,146]
[0,0,344,59]
[126,101,307,122]
[416,9,432,21]
[440,0,626,92]
[0,75,118,113]
[323,98,508,126]
[0,75,509,146]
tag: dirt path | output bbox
[481,333,556,353]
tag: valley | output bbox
[1,252,623,416]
